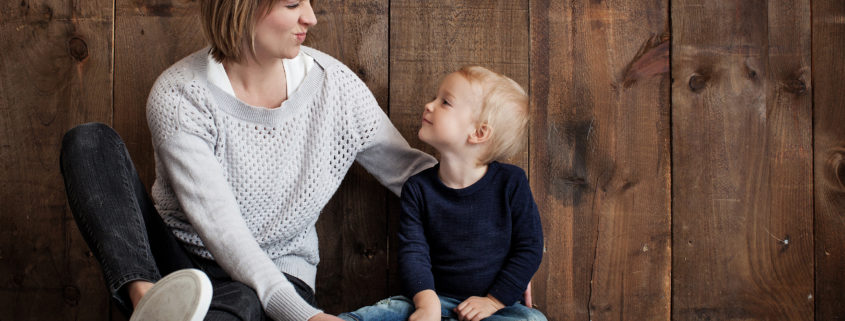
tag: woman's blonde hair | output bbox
[456,66,529,164]
[200,0,276,62]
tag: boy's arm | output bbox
[410,290,441,321]
[487,172,544,306]
[397,181,439,309]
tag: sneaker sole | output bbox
[129,269,213,321]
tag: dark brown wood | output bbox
[530,1,671,320]
[813,0,845,319]
[672,0,813,319]
[0,0,113,319]
[113,0,206,189]
[309,0,392,313]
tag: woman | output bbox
[60,0,436,320]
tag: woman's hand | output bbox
[409,306,440,321]
[308,313,345,321]
[454,295,505,321]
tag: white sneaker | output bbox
[129,269,213,321]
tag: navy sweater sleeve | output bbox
[397,179,435,297]
[487,170,544,305]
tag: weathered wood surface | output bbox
[309,0,392,313]
[813,0,845,319]
[672,0,814,319]
[530,0,671,319]
[3,0,845,320]
[113,0,205,190]
[0,0,113,319]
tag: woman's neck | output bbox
[223,55,287,109]
[437,153,488,189]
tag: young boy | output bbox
[340,66,545,321]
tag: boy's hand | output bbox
[454,295,505,321]
[409,306,440,321]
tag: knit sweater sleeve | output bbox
[332,66,436,196]
[147,72,321,321]
[487,169,544,306]
[397,178,436,298]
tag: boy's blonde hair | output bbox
[200,0,275,62]
[456,66,529,164]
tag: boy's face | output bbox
[418,72,483,153]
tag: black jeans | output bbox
[60,123,317,320]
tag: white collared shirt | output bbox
[207,51,315,108]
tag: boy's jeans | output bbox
[339,295,547,321]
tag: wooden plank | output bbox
[813,0,845,319]
[113,0,205,188]
[0,0,112,319]
[309,0,391,313]
[530,0,671,320]
[672,0,813,319]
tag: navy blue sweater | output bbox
[398,162,543,306]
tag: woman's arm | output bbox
[147,75,322,320]
[156,132,322,321]
[355,111,437,196]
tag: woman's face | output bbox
[253,0,317,60]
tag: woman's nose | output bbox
[300,2,318,27]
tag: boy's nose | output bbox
[424,101,435,112]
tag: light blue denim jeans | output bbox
[338,295,547,321]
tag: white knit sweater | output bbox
[146,46,436,320]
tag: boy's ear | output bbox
[468,123,491,144]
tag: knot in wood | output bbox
[63,286,81,306]
[830,149,845,191]
[784,79,807,96]
[363,248,376,259]
[67,37,88,61]
[688,74,707,92]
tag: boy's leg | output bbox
[484,303,548,321]
[61,123,193,314]
[337,296,415,321]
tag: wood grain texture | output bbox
[113,0,205,189]
[0,0,112,319]
[530,0,671,319]
[813,0,845,319]
[672,0,813,319]
[308,0,392,313]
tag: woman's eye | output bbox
[286,2,300,8]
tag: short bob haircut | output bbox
[200,0,276,62]
[456,66,529,165]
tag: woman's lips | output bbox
[296,33,307,43]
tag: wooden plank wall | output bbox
[1,0,844,320]
[672,0,814,319]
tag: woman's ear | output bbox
[468,123,491,144]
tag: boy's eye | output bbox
[442,98,450,106]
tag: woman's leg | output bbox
[60,122,194,314]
